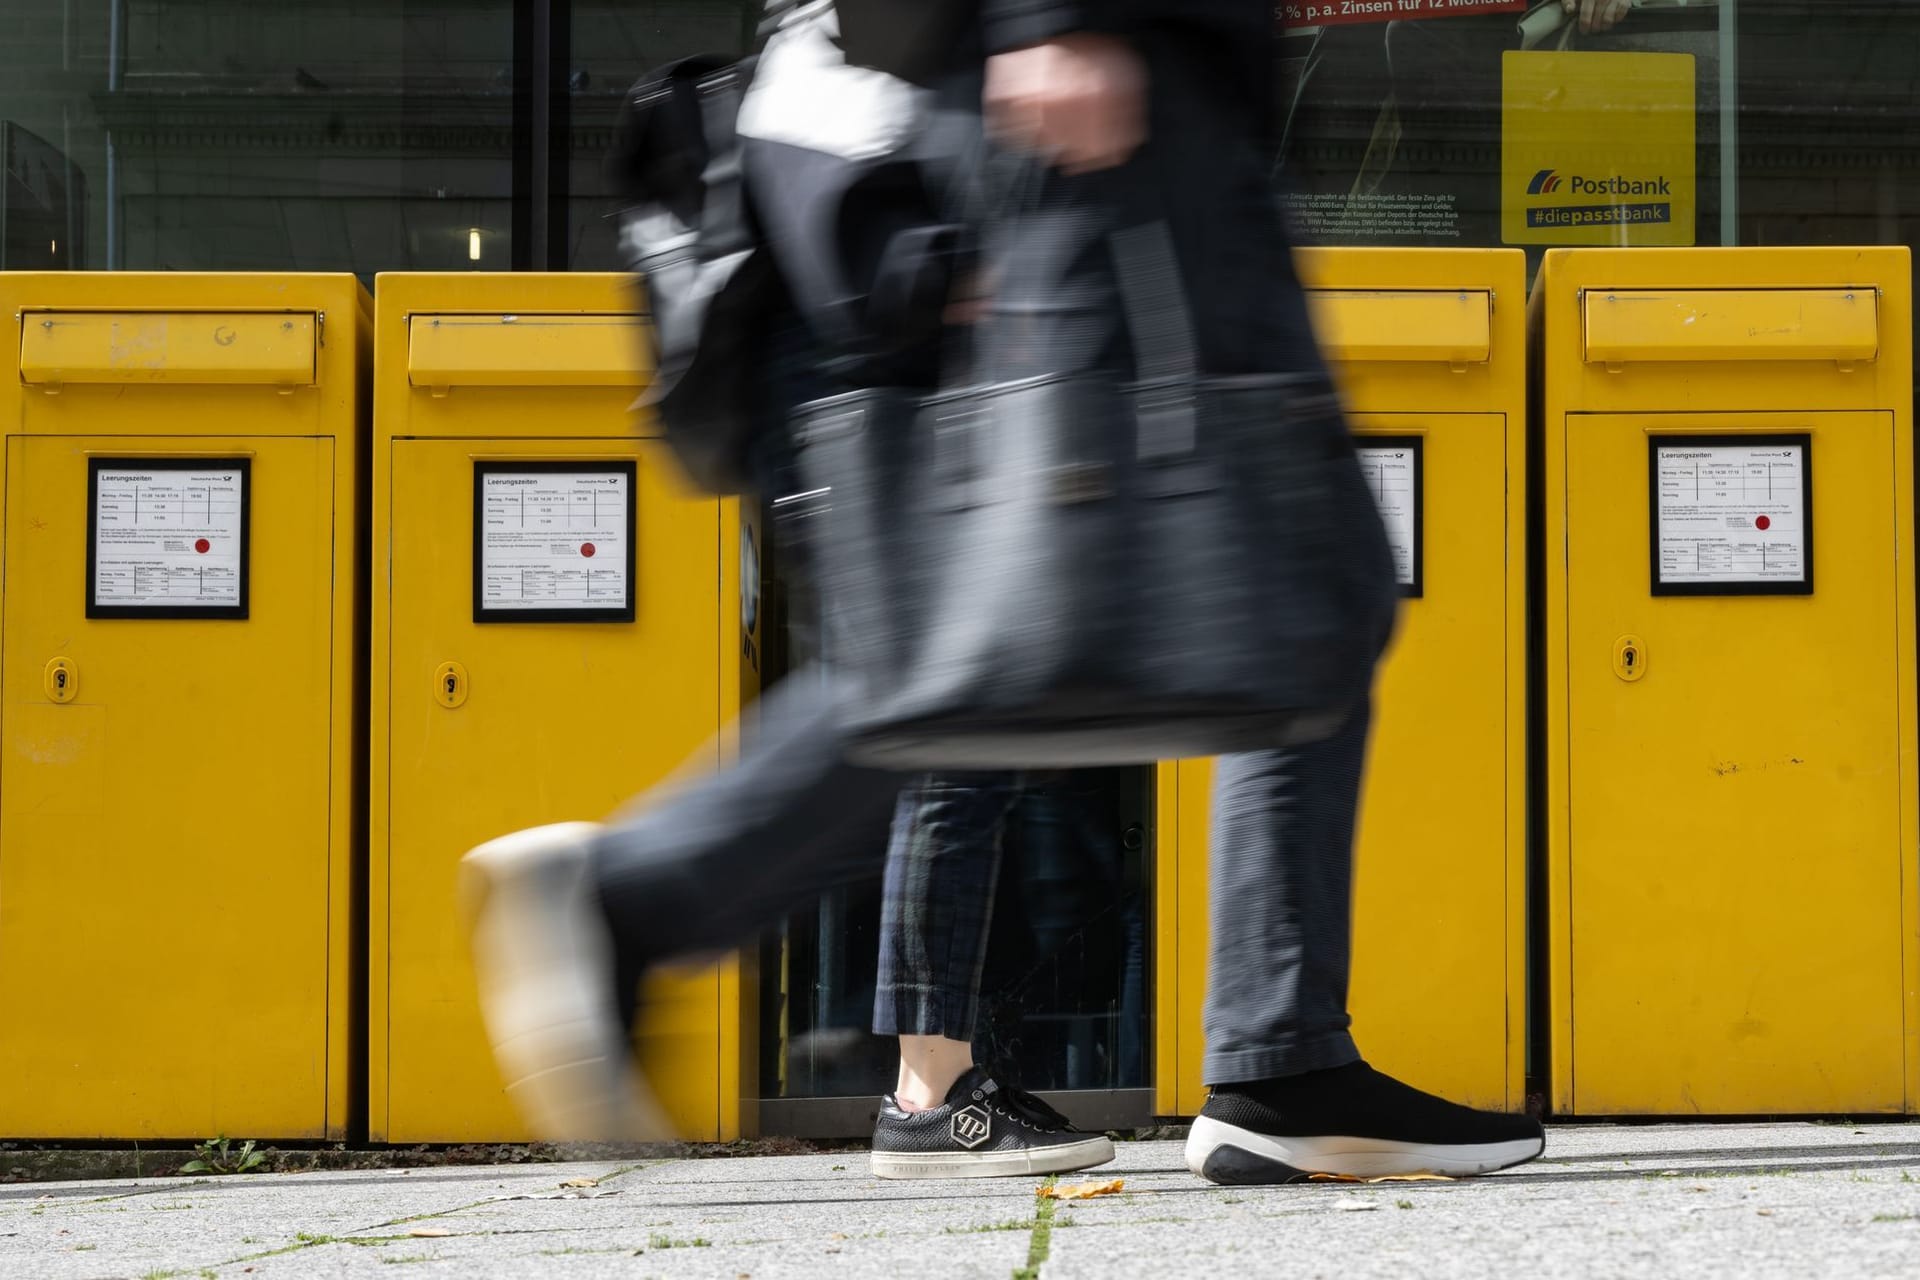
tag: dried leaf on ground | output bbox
[1038,1178,1125,1200]
[558,1177,600,1188]
[408,1227,454,1238]
[486,1188,620,1202]
[1308,1172,1456,1185]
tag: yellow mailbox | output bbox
[1,273,368,1139]
[371,274,758,1143]
[1158,250,1529,1117]
[1534,247,1917,1115]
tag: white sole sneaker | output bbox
[871,1134,1116,1180]
[459,821,669,1143]
[1185,1115,1544,1183]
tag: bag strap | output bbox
[695,63,752,255]
[1109,220,1200,459]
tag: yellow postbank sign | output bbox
[1502,51,1697,247]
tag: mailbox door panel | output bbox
[1565,411,1906,1114]
[383,437,723,1142]
[0,433,336,1137]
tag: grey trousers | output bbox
[1202,707,1370,1083]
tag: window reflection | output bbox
[567,0,762,269]
[1,0,514,273]
[1277,1,1729,255]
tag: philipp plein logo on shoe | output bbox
[950,1105,992,1149]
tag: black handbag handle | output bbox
[1109,221,1200,460]
[943,192,1205,466]
[958,149,1203,382]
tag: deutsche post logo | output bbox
[950,1105,992,1149]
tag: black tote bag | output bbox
[792,220,1399,769]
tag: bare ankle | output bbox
[895,1033,975,1112]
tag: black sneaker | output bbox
[871,1068,1116,1180]
[1185,1061,1545,1184]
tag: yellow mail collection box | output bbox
[1,274,369,1138]
[371,274,759,1142]
[1534,248,1917,1115]
[1159,250,1529,1117]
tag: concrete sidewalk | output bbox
[5,1123,1920,1278]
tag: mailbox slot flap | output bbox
[1308,290,1493,365]
[1583,289,1880,364]
[18,312,317,386]
[407,313,647,387]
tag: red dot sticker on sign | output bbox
[580,543,597,558]
[1755,516,1772,532]
[194,538,211,553]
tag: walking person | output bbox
[460,0,1545,1184]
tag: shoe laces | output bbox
[975,1077,1073,1133]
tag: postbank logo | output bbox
[1522,166,1675,230]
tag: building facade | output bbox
[4,1,1917,1138]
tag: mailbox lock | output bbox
[434,661,470,709]
[1612,636,1647,683]
[43,657,78,704]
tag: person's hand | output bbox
[982,34,1147,175]
[1563,0,1633,33]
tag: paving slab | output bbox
[1045,1125,1920,1280]
[3,1125,1919,1278]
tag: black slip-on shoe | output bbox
[1186,1060,1545,1185]
[871,1067,1116,1180]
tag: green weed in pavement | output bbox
[1014,1176,1059,1280]
[644,1234,711,1249]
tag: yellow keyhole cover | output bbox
[1612,635,1647,683]
[43,657,78,703]
[434,661,469,708]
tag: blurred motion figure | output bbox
[460,0,1546,1186]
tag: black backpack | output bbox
[609,5,975,496]
[609,53,778,496]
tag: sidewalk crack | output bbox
[1014,1176,1059,1280]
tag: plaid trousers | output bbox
[872,773,1025,1039]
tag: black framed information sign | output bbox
[473,460,637,623]
[1649,434,1814,597]
[87,457,252,620]
[1355,436,1424,598]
